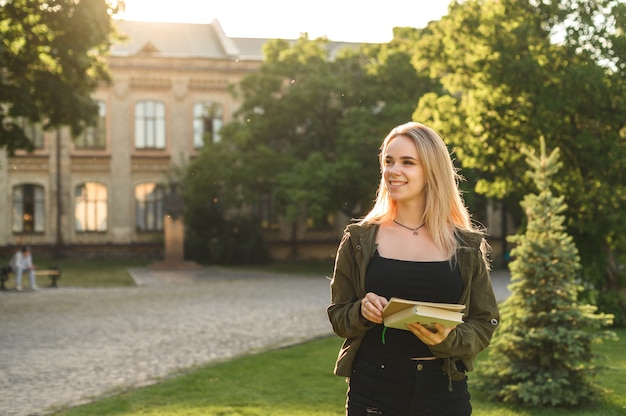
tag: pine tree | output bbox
[476,137,615,407]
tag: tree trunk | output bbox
[290,221,299,259]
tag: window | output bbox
[306,213,336,230]
[135,183,164,232]
[135,100,166,149]
[75,100,106,149]
[193,101,223,148]
[12,184,45,233]
[18,119,45,149]
[74,182,108,232]
[258,191,279,230]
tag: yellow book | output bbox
[382,297,465,330]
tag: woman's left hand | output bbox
[406,323,455,345]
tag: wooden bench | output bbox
[0,265,11,290]
[0,265,61,290]
[36,268,62,288]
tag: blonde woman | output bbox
[327,122,499,415]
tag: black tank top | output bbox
[360,251,463,358]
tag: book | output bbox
[382,297,465,330]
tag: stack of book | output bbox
[382,298,465,330]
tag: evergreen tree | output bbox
[476,137,616,407]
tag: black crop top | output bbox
[360,251,463,358]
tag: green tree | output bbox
[181,136,270,265]
[228,37,382,222]
[183,35,435,259]
[477,137,615,407]
[411,0,626,323]
[0,0,121,153]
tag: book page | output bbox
[382,297,465,318]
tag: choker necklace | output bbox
[393,219,426,236]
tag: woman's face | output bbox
[383,135,426,204]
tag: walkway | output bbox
[0,267,510,416]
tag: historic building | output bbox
[0,20,354,260]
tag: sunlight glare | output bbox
[118,0,451,43]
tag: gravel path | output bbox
[0,268,334,416]
[0,267,511,416]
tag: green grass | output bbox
[4,257,622,415]
[1,258,148,288]
[55,258,332,287]
[52,330,625,416]
[52,259,149,287]
[53,336,347,416]
[0,257,332,289]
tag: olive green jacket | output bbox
[327,222,500,381]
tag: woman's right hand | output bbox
[360,293,388,324]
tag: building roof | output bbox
[111,19,367,61]
[112,19,247,59]
[230,37,268,61]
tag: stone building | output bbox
[0,20,353,260]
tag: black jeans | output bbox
[347,356,471,415]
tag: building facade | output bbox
[0,20,283,259]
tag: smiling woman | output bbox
[327,121,499,415]
[118,0,450,42]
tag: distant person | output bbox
[11,246,37,291]
[327,122,500,415]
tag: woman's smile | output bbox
[389,180,407,188]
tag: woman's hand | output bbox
[360,292,388,324]
[406,323,456,345]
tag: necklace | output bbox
[393,219,426,236]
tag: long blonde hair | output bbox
[361,122,477,257]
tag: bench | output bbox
[0,265,61,290]
[36,267,62,288]
[0,265,10,290]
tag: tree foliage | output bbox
[477,137,616,408]
[227,36,383,222]
[182,35,437,260]
[181,136,270,265]
[0,0,121,153]
[411,0,626,323]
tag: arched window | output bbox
[75,100,106,149]
[12,184,45,233]
[135,100,166,149]
[74,182,108,232]
[135,183,164,232]
[193,101,223,148]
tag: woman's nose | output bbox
[387,163,400,175]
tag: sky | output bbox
[118,0,452,43]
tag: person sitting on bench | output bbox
[11,246,37,291]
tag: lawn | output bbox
[0,258,148,288]
[5,257,622,415]
[53,329,625,416]
[0,257,333,290]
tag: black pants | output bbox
[347,356,471,415]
